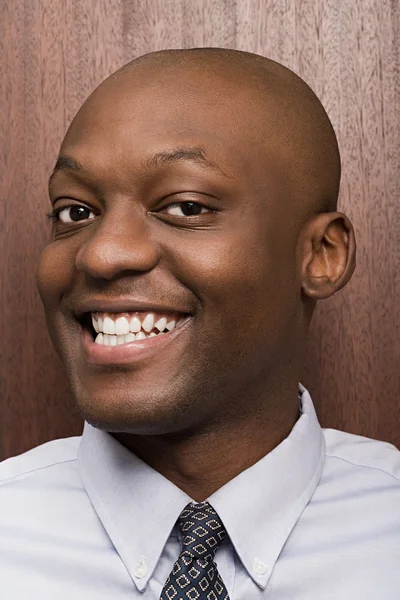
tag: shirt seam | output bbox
[0,457,78,485]
[326,452,400,482]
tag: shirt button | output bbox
[134,558,148,579]
[253,558,268,576]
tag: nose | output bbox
[75,208,160,280]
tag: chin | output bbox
[73,386,200,435]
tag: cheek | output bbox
[36,243,75,310]
[168,231,271,308]
[167,229,298,342]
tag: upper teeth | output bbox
[91,312,183,336]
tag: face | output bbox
[36,64,304,435]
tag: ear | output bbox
[299,212,356,299]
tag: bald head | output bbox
[90,48,341,218]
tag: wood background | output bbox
[0,0,399,460]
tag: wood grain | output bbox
[1,0,399,460]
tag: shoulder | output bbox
[0,434,107,590]
[323,427,400,482]
[0,435,81,487]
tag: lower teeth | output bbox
[94,330,165,346]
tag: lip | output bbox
[73,298,193,320]
[81,316,193,366]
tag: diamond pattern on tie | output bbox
[160,501,230,600]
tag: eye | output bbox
[53,205,96,223]
[163,202,211,217]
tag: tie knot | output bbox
[178,501,227,561]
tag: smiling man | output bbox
[1,48,399,599]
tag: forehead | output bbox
[60,67,286,186]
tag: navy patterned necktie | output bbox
[160,501,230,600]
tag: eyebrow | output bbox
[48,156,83,186]
[48,147,228,186]
[142,147,223,173]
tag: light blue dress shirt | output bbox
[1,383,400,599]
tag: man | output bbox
[0,48,399,599]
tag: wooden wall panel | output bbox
[0,0,399,460]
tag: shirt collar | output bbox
[209,383,325,588]
[78,383,325,591]
[78,424,192,591]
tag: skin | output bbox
[36,49,356,501]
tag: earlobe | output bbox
[300,212,356,300]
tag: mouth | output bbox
[79,310,192,365]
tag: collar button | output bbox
[253,558,268,576]
[134,558,148,579]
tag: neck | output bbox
[113,380,301,502]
